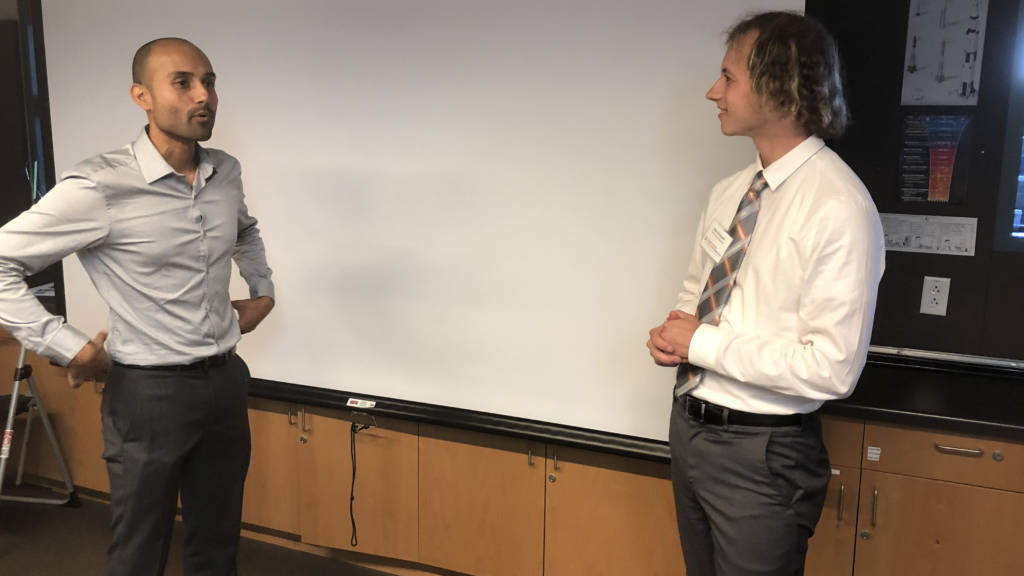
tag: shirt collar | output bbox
[132,126,217,184]
[755,136,826,191]
[196,145,217,183]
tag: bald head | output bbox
[132,38,201,86]
[129,37,218,144]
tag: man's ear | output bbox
[130,83,152,113]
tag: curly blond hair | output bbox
[727,12,849,139]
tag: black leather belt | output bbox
[682,394,807,427]
[113,349,235,372]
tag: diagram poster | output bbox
[900,115,971,203]
[901,0,989,105]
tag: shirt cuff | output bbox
[675,298,697,316]
[248,279,275,301]
[40,324,93,367]
[688,323,729,372]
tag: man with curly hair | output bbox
[646,12,884,575]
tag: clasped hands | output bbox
[647,310,702,367]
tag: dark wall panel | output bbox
[0,19,31,226]
[807,0,1022,357]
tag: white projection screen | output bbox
[41,0,801,440]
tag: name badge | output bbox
[701,222,733,264]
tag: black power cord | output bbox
[349,421,371,547]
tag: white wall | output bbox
[42,0,800,440]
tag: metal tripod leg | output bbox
[15,395,33,486]
[0,345,80,508]
[0,346,27,500]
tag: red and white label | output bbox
[347,398,376,409]
[1,429,12,459]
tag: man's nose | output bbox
[706,77,724,101]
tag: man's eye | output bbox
[176,80,189,88]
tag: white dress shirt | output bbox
[677,136,885,415]
[0,128,273,366]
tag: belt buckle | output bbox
[700,402,706,423]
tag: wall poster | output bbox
[901,0,988,105]
[900,115,971,203]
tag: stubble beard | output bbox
[154,105,216,143]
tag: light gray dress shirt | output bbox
[0,127,274,366]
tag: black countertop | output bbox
[823,352,1024,442]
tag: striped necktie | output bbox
[674,171,768,398]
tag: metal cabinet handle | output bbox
[287,404,297,426]
[301,406,311,432]
[528,447,534,466]
[838,483,845,522]
[871,488,878,527]
[935,443,984,458]
[553,448,560,471]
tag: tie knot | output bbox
[750,171,768,197]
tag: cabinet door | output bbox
[419,425,545,576]
[855,470,1024,576]
[805,465,860,576]
[298,406,418,562]
[242,398,301,534]
[544,446,685,576]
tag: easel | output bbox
[0,344,80,509]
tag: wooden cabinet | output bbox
[241,401,419,564]
[821,415,865,468]
[805,464,860,576]
[418,425,545,576]
[543,446,685,576]
[40,362,1024,576]
[298,406,418,562]
[854,425,1024,576]
[854,469,1024,576]
[863,423,1024,493]
[241,398,301,534]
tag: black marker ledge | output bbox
[248,352,1024,466]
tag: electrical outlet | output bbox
[920,276,951,316]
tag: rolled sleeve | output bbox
[234,181,275,303]
[248,277,275,301]
[39,324,93,366]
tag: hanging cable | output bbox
[349,420,371,547]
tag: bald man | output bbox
[0,38,273,575]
